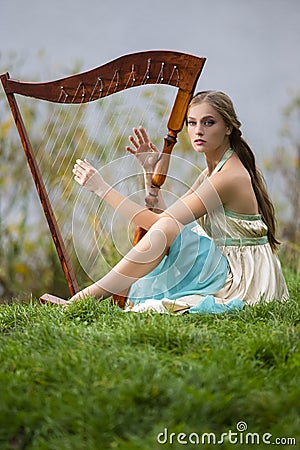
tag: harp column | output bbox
[149,89,193,197]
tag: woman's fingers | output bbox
[75,159,98,174]
[128,134,139,149]
[73,166,87,185]
[126,127,149,154]
[127,127,156,154]
[77,158,92,169]
[125,145,136,155]
[74,175,84,186]
[149,141,159,153]
[73,159,97,185]
[73,165,89,182]
[139,126,150,143]
[133,126,150,145]
[73,163,85,175]
[133,127,144,144]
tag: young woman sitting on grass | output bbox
[69,90,288,314]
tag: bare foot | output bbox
[39,293,69,306]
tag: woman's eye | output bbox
[187,120,196,126]
[203,120,215,127]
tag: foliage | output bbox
[0,270,299,449]
[264,92,300,272]
[0,83,88,300]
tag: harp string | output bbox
[44,82,87,189]
[96,61,175,213]
[82,60,165,196]
[82,96,177,278]
[43,77,104,224]
[36,89,67,166]
[30,60,180,283]
[53,83,88,178]
[33,83,106,278]
[51,67,148,278]
[74,63,140,172]
[64,93,123,262]
[76,68,179,279]
[39,80,87,173]
[47,59,178,206]
[78,69,157,273]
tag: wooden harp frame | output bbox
[0,50,206,305]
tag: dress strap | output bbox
[211,148,234,176]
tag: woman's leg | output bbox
[70,217,183,301]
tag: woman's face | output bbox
[187,102,231,155]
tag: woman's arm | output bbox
[145,169,207,213]
[73,159,159,230]
[181,169,208,199]
[73,157,232,228]
[73,124,216,229]
[73,157,233,229]
[126,127,208,212]
[126,127,211,208]
[160,170,233,225]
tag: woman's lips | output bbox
[194,139,206,145]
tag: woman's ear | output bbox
[226,126,233,136]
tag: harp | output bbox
[0,50,206,306]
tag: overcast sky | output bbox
[1,0,300,174]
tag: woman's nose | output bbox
[195,124,204,136]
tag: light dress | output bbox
[126,150,289,314]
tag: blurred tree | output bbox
[0,87,79,300]
[0,54,109,300]
[264,92,300,271]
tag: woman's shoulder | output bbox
[208,163,258,214]
[209,163,250,187]
[215,154,250,183]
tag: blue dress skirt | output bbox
[127,221,245,314]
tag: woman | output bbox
[70,91,288,313]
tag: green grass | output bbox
[0,270,299,450]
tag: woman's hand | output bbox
[73,159,109,197]
[126,126,159,174]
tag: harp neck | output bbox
[1,51,205,104]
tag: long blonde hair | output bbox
[188,90,279,252]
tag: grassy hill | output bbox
[0,269,299,450]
